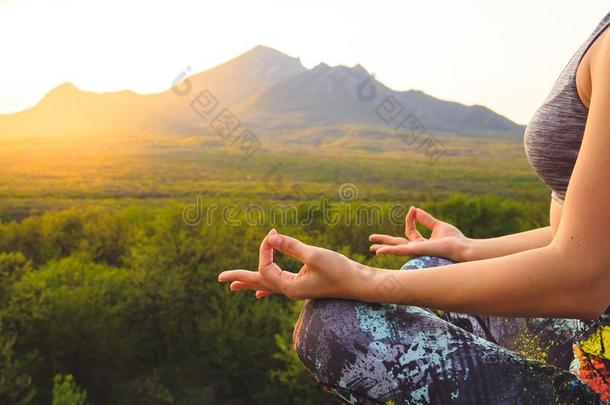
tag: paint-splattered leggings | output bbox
[293,256,604,404]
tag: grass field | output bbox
[0,129,548,216]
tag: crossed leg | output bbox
[293,256,601,404]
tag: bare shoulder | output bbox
[590,27,610,82]
[577,27,610,107]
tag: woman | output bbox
[219,10,610,404]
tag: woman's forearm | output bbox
[355,244,605,319]
[461,226,552,261]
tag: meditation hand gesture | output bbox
[218,229,363,300]
[369,206,469,262]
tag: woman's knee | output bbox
[293,298,465,402]
[292,298,439,385]
[292,298,360,380]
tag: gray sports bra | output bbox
[524,10,610,204]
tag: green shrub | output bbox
[51,374,88,405]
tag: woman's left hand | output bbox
[218,229,365,300]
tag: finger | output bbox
[259,228,278,270]
[218,269,260,284]
[256,290,273,299]
[414,207,440,231]
[368,234,408,245]
[405,206,426,241]
[267,233,315,263]
[259,265,297,296]
[223,271,284,295]
[377,239,448,257]
[370,243,391,252]
[230,281,259,291]
[375,245,414,256]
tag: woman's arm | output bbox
[221,224,606,319]
[358,244,600,319]
[461,226,552,261]
[370,207,553,262]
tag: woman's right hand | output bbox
[369,206,471,262]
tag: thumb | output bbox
[267,233,314,263]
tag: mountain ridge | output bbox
[0,45,525,140]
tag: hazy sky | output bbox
[1,0,608,124]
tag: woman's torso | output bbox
[525,10,610,399]
[548,24,607,237]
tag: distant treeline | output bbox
[0,194,548,404]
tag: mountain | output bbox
[184,45,307,106]
[235,63,385,126]
[395,90,520,134]
[236,62,522,135]
[0,45,524,140]
[0,46,306,138]
[0,83,144,137]
[147,45,307,135]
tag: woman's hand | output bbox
[369,206,470,262]
[218,229,364,300]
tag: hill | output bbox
[0,45,524,141]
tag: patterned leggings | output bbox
[293,256,605,404]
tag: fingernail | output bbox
[217,273,224,282]
[267,234,282,247]
[270,228,277,234]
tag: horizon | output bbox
[1,0,608,124]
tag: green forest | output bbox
[0,140,551,404]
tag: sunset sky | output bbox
[1,0,608,124]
